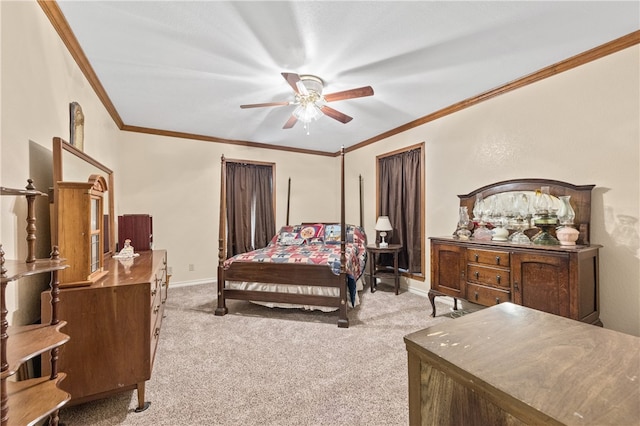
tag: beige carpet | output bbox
[58,281,459,426]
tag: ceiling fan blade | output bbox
[323,86,374,102]
[240,101,290,109]
[295,80,309,96]
[320,106,353,124]
[281,72,302,94]
[283,115,298,129]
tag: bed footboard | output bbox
[216,262,349,328]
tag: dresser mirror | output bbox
[458,178,594,245]
[52,137,116,255]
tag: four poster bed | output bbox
[215,148,366,328]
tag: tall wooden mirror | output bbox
[52,137,116,255]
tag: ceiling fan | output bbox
[240,72,374,131]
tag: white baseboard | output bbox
[405,284,455,308]
[169,278,215,288]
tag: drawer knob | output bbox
[496,275,501,285]
[474,292,479,301]
[154,305,160,313]
[495,256,501,265]
[514,281,519,291]
[474,254,479,262]
[495,297,501,304]
[474,271,480,279]
[151,289,157,296]
[154,327,160,337]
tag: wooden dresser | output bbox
[429,178,601,325]
[430,237,601,325]
[41,250,168,411]
[404,303,640,425]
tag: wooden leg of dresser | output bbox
[428,290,438,317]
[134,382,151,412]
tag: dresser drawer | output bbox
[150,286,163,363]
[467,283,510,307]
[467,248,510,267]
[150,270,166,306]
[467,264,510,288]
[150,289,163,331]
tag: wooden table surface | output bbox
[404,303,640,425]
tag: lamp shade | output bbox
[375,216,393,232]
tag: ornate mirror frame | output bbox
[458,178,595,245]
[52,137,116,255]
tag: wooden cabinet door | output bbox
[511,252,570,317]
[431,242,466,299]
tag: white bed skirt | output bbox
[227,277,365,312]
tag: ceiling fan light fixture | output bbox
[241,72,371,133]
[293,102,323,122]
[298,75,324,95]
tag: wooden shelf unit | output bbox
[1,180,70,426]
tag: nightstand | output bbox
[366,244,403,295]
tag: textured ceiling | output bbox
[55,1,640,154]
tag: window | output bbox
[376,143,424,278]
[225,160,276,257]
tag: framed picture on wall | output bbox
[69,101,84,151]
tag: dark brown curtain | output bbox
[226,162,275,257]
[378,148,422,273]
[252,165,275,249]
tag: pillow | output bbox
[279,232,305,246]
[324,224,365,244]
[299,224,324,241]
[274,225,303,246]
[324,224,341,243]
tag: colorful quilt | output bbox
[223,224,367,281]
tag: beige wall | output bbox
[1,2,123,325]
[348,46,640,336]
[115,132,338,285]
[2,2,638,336]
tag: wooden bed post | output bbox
[213,147,357,328]
[215,154,228,316]
[359,174,364,228]
[338,147,348,328]
[286,177,291,226]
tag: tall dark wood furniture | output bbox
[1,180,70,426]
[41,250,168,411]
[118,214,153,251]
[404,303,640,425]
[429,179,601,325]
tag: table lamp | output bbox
[375,216,393,248]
